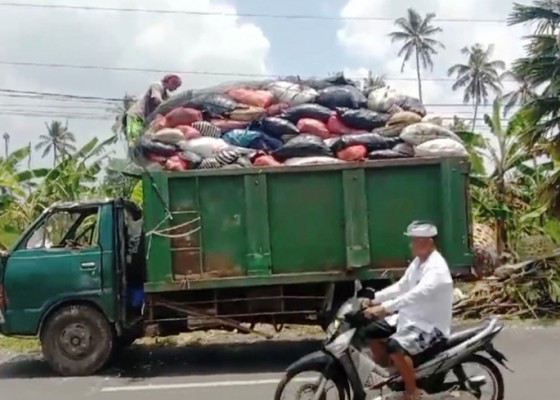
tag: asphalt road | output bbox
[0,325,558,400]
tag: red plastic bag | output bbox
[266,102,290,116]
[337,145,367,162]
[165,107,203,128]
[253,154,282,167]
[164,155,188,171]
[150,114,167,132]
[327,115,367,136]
[176,125,201,139]
[297,118,330,139]
[211,119,250,132]
[227,88,274,108]
[146,153,169,164]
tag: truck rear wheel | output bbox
[40,305,114,376]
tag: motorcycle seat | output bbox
[445,324,487,349]
[412,322,488,366]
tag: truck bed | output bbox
[142,157,473,292]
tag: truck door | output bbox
[3,205,103,334]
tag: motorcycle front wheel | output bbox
[274,366,348,400]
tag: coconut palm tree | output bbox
[509,1,560,145]
[388,8,445,102]
[500,70,537,115]
[111,93,136,136]
[2,132,9,158]
[448,44,506,130]
[509,0,560,34]
[362,71,386,93]
[509,1,560,215]
[35,120,77,166]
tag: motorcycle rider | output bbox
[362,221,454,400]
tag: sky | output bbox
[0,0,534,168]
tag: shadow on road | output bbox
[0,339,322,380]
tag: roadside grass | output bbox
[1,320,558,354]
[0,335,39,353]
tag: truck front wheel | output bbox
[40,305,114,376]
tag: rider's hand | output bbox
[364,306,388,319]
[361,298,375,308]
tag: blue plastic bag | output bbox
[222,129,262,147]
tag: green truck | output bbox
[0,157,473,376]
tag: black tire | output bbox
[40,305,114,376]
[116,333,137,349]
[274,363,347,400]
[449,354,505,400]
[111,333,137,358]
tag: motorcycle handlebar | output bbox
[344,309,371,326]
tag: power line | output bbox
[0,104,508,122]
[0,2,508,23]
[0,60,518,84]
[0,88,507,109]
[0,88,121,103]
[0,103,115,110]
[0,111,114,120]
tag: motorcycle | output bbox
[274,281,510,400]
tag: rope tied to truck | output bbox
[145,215,201,239]
[144,214,202,264]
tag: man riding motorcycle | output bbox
[361,221,454,400]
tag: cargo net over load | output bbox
[129,73,469,171]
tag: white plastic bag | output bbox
[387,111,422,126]
[153,128,185,145]
[178,137,230,158]
[422,114,444,126]
[266,81,317,106]
[284,156,344,166]
[415,138,469,158]
[367,87,405,113]
[401,123,463,146]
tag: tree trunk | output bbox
[53,146,57,167]
[27,142,31,170]
[472,100,479,131]
[415,47,423,103]
[496,177,507,260]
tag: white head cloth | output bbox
[404,221,438,238]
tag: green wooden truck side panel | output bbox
[143,158,473,292]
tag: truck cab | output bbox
[0,198,144,375]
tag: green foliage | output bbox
[0,130,126,248]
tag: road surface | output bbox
[0,324,558,400]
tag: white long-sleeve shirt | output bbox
[375,250,453,337]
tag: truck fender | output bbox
[37,297,110,337]
[284,351,351,398]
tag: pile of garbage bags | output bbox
[132,73,469,171]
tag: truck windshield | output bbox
[25,208,99,250]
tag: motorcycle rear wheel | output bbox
[445,354,505,400]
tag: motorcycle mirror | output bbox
[353,280,363,297]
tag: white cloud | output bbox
[0,0,271,166]
[337,0,533,126]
